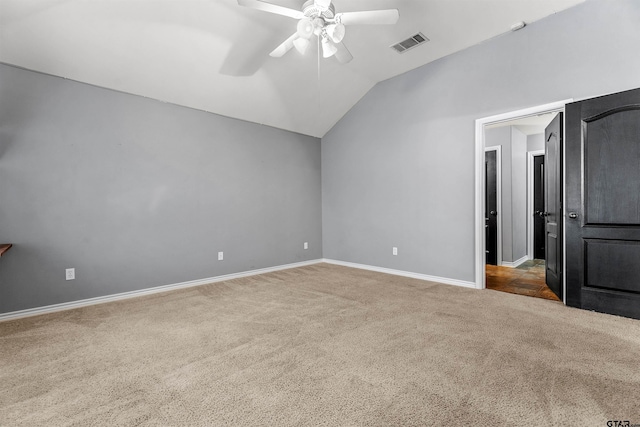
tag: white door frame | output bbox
[484,146,503,266]
[474,99,572,291]
[527,150,545,260]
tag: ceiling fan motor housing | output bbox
[302,0,335,20]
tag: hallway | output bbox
[486,259,560,301]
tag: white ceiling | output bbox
[0,0,584,137]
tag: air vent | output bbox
[391,32,429,54]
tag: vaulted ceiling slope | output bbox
[0,0,584,138]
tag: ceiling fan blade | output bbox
[334,42,353,64]
[237,0,304,19]
[269,32,299,58]
[336,9,399,25]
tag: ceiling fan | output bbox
[237,0,400,64]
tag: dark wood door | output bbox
[485,150,498,265]
[533,155,545,260]
[545,113,563,300]
[566,87,640,320]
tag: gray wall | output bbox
[527,133,545,153]
[0,64,322,314]
[511,127,527,263]
[322,0,640,282]
[485,127,527,264]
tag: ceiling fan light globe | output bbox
[326,23,345,43]
[296,18,314,39]
[293,37,310,54]
[312,17,324,36]
[321,38,338,58]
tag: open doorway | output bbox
[474,100,572,303]
[484,113,558,300]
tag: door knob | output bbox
[568,212,578,219]
[490,210,497,216]
[539,211,549,217]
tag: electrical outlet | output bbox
[393,247,398,256]
[304,242,308,250]
[66,268,75,280]
[218,251,224,261]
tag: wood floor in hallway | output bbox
[486,259,560,302]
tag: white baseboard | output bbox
[1,258,479,322]
[501,255,529,268]
[322,259,477,289]
[0,259,324,322]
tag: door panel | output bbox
[545,113,563,300]
[566,87,640,320]
[585,108,640,225]
[533,155,545,260]
[585,239,640,293]
[485,150,498,265]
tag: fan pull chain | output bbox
[317,35,321,81]
[317,35,322,123]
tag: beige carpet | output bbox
[1,263,639,426]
